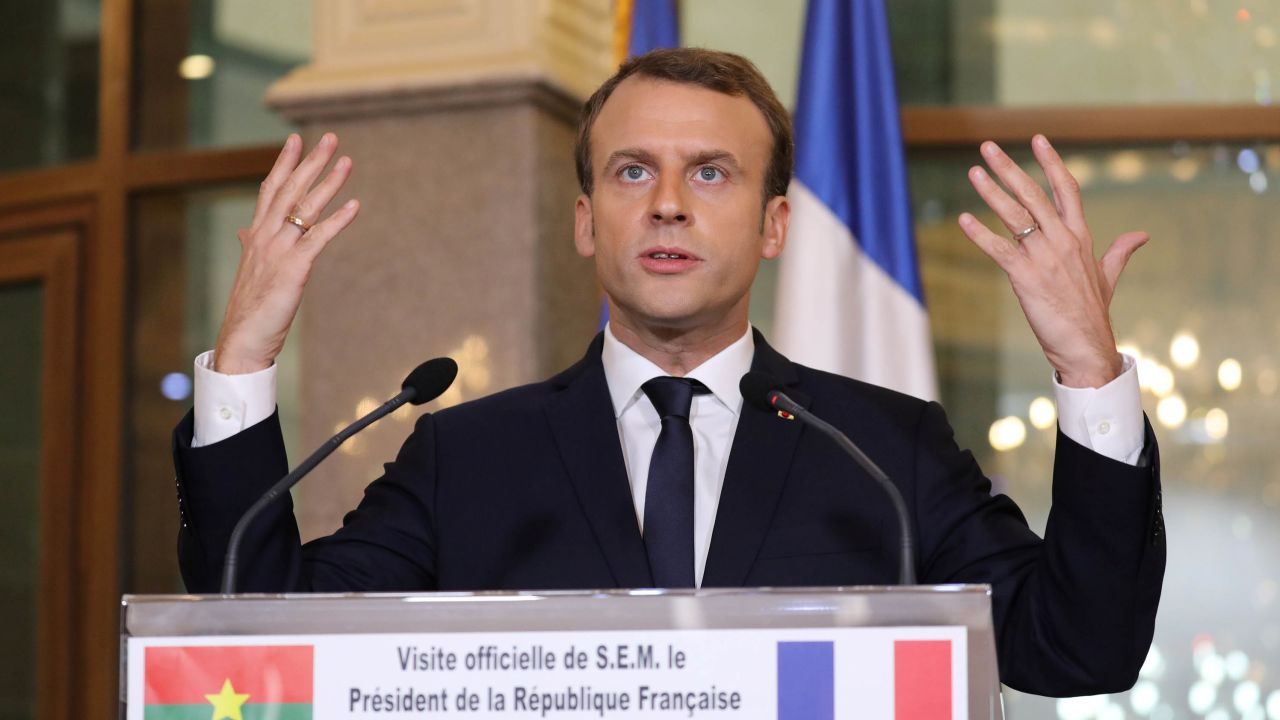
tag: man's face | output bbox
[575,77,789,335]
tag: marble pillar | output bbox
[266,0,615,539]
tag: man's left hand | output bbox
[958,134,1148,389]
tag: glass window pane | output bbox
[752,140,1280,714]
[126,185,303,593]
[889,2,1280,106]
[0,0,100,173]
[132,0,310,152]
[913,141,1279,716]
[683,1,1280,107]
[0,281,44,717]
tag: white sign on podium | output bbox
[121,586,1002,719]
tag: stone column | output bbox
[266,0,615,540]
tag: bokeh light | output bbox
[1130,679,1160,715]
[1148,364,1176,397]
[1236,680,1262,713]
[1189,680,1217,714]
[159,372,192,401]
[177,54,216,80]
[1170,331,1200,369]
[1264,689,1280,719]
[1239,148,1262,174]
[1028,396,1057,430]
[1205,408,1230,441]
[988,416,1027,452]
[1219,359,1243,391]
[1107,151,1147,183]
[1156,394,1187,428]
[1251,171,1270,194]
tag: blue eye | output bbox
[698,166,723,182]
[622,165,650,182]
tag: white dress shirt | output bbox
[192,328,1145,586]
[601,325,754,587]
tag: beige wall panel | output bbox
[290,94,598,540]
[271,0,614,108]
[269,0,614,539]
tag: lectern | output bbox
[121,586,1002,719]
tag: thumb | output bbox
[1099,231,1149,301]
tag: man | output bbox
[174,49,1163,696]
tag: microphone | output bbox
[740,371,916,585]
[220,357,459,593]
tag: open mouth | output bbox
[639,247,700,273]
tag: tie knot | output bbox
[641,377,708,420]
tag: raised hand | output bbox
[214,133,360,374]
[957,135,1149,389]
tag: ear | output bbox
[574,194,595,258]
[760,195,790,260]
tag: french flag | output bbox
[613,0,678,62]
[775,0,937,401]
[777,640,953,719]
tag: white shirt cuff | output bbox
[191,350,278,448]
[1052,354,1144,465]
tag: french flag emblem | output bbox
[777,640,953,719]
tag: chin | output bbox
[627,302,718,332]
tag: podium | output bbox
[121,586,1002,719]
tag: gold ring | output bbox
[1012,223,1038,241]
[284,214,311,232]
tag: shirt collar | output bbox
[602,324,754,418]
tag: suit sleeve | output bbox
[911,400,1165,696]
[173,408,442,593]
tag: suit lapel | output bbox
[542,336,654,588]
[702,331,809,587]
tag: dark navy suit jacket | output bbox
[173,331,1164,696]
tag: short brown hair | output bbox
[574,48,794,201]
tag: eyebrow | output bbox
[687,150,743,173]
[603,148,657,172]
[602,148,744,173]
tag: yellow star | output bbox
[205,678,250,720]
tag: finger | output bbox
[291,156,352,227]
[295,199,360,261]
[967,166,1038,237]
[1098,231,1149,299]
[980,141,1068,238]
[957,212,1025,274]
[265,132,340,231]
[1031,135,1088,239]
[251,134,302,232]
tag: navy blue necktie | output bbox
[641,377,709,588]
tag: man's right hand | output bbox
[214,133,360,374]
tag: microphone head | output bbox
[740,371,782,412]
[402,357,459,405]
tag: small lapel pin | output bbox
[777,410,795,420]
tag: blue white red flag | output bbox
[615,0,679,62]
[775,0,937,399]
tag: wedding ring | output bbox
[1012,222,1039,241]
[284,214,311,232]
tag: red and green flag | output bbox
[144,645,313,720]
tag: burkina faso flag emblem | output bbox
[144,645,313,720]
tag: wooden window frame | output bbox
[0,225,80,720]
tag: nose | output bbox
[649,172,689,226]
